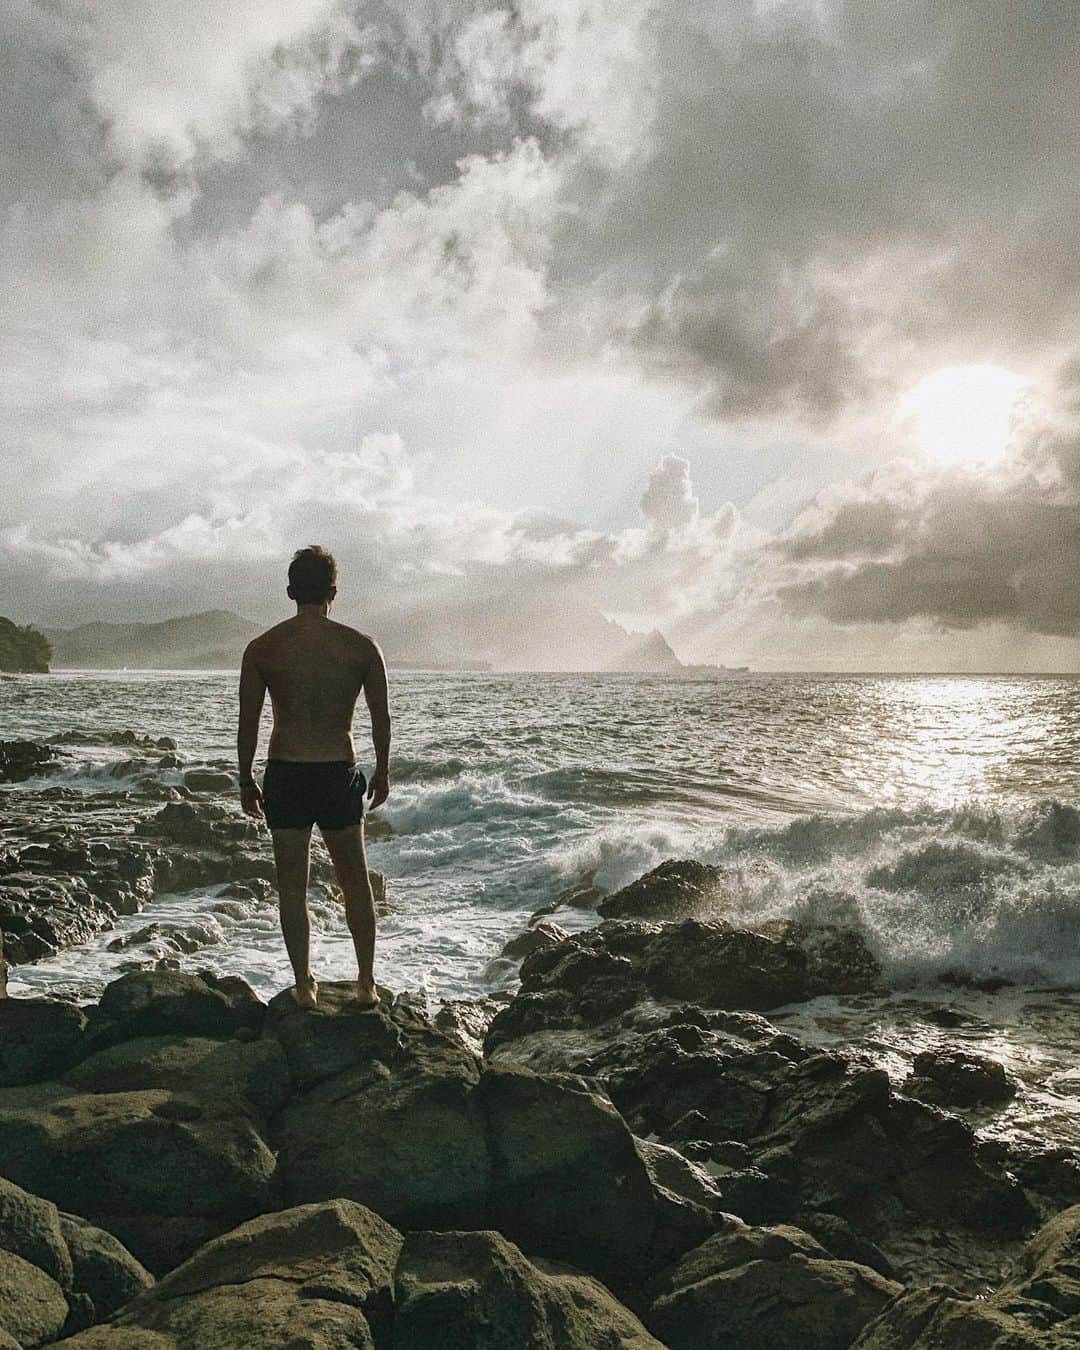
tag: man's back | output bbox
[246,613,375,762]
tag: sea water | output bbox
[2,670,1078,1146]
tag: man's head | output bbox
[288,545,337,607]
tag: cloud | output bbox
[640,453,698,530]
[7,0,1080,669]
[773,410,1080,635]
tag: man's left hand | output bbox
[240,781,264,820]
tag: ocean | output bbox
[2,669,1078,1146]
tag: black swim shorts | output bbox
[261,760,367,831]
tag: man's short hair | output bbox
[288,545,337,604]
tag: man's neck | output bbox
[295,603,330,619]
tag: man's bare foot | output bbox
[290,977,319,1009]
[355,982,380,1008]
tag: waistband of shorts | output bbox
[264,759,358,768]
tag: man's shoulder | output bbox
[327,619,381,652]
[244,621,292,656]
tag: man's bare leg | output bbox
[321,823,379,1005]
[271,827,318,1008]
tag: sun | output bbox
[900,364,1027,466]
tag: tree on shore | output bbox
[0,617,51,672]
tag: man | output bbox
[237,545,390,1009]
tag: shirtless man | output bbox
[236,545,390,1009]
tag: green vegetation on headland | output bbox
[0,617,51,672]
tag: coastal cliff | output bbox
[0,618,50,673]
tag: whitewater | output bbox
[2,669,1078,1146]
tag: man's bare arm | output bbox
[237,643,267,818]
[363,639,391,807]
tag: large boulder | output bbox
[272,991,491,1232]
[394,1229,662,1349]
[94,971,264,1042]
[0,1081,278,1271]
[0,999,90,1087]
[477,1064,710,1288]
[646,1220,902,1350]
[0,1173,72,1286]
[63,1035,290,1124]
[0,1249,68,1347]
[262,981,405,1091]
[55,1200,401,1349]
[0,741,60,784]
[58,1213,155,1326]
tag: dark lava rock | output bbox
[395,1228,662,1349]
[640,919,811,1008]
[598,859,727,921]
[905,1048,1018,1107]
[852,1204,1080,1347]
[0,740,61,783]
[0,997,89,1086]
[135,800,257,847]
[646,1219,902,1350]
[0,1175,152,1343]
[95,969,265,1041]
[54,1199,401,1349]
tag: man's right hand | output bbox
[368,768,389,809]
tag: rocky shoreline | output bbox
[2,735,1079,1345]
[0,735,390,995]
[0,924,1077,1343]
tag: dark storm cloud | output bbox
[545,0,1080,419]
[776,424,1080,634]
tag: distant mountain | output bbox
[607,627,683,673]
[45,610,262,670]
[0,617,51,673]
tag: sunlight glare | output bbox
[901,365,1026,466]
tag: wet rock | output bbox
[55,1200,401,1349]
[646,1219,902,1350]
[905,1048,1017,1107]
[636,1137,726,1215]
[764,919,882,995]
[394,1228,662,1349]
[134,801,257,848]
[50,730,177,751]
[488,994,1037,1290]
[0,997,88,1086]
[0,740,61,783]
[433,997,503,1056]
[500,919,570,959]
[640,920,810,1008]
[598,859,728,921]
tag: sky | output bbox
[4,0,1080,669]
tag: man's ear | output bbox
[286,584,295,601]
[328,586,338,604]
